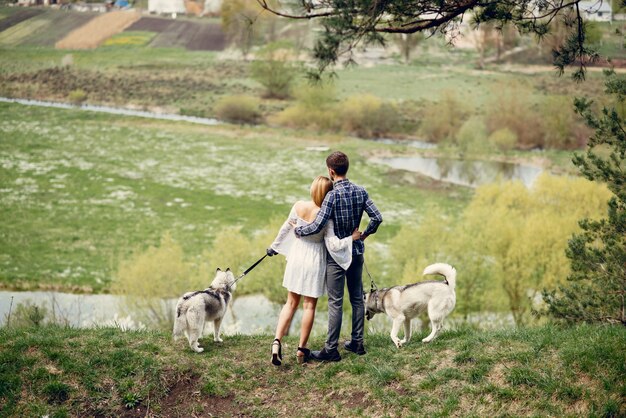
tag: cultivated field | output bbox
[0,8,226,51]
[55,10,141,49]
[22,11,97,47]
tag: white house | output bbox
[580,1,613,22]
[203,0,222,16]
[148,0,186,15]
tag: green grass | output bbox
[0,102,469,291]
[0,324,623,416]
[592,21,626,60]
[334,51,606,107]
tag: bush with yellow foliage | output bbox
[387,174,611,325]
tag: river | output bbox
[0,290,515,337]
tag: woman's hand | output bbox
[351,228,362,241]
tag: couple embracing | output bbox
[267,151,383,365]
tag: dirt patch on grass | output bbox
[343,390,369,408]
[432,349,456,372]
[486,362,510,387]
[158,374,240,417]
[56,10,140,49]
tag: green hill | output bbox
[1,324,624,416]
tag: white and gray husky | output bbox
[364,263,456,348]
[173,268,236,353]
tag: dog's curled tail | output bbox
[423,263,456,290]
[172,303,187,341]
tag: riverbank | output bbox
[1,324,623,417]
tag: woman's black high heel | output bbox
[296,347,311,364]
[271,339,282,366]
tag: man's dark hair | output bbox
[326,151,349,175]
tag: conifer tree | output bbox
[543,70,626,325]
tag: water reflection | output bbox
[372,155,542,188]
[0,291,328,335]
[0,291,514,336]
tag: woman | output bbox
[268,176,360,365]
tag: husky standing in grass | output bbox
[364,263,456,348]
[173,268,236,353]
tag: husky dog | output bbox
[364,263,456,348]
[173,268,236,353]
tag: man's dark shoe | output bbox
[310,348,341,362]
[344,340,366,355]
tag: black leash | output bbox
[231,254,268,287]
[364,260,378,293]
[182,254,268,300]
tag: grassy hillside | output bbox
[0,324,624,417]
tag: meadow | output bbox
[0,7,625,417]
[0,28,613,321]
[0,101,470,293]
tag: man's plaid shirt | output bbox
[294,179,383,256]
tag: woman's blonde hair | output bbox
[310,176,333,207]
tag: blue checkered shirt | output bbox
[294,179,382,256]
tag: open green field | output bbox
[0,41,596,296]
[0,102,470,292]
[1,324,623,417]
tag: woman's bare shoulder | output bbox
[294,201,319,221]
[293,201,307,217]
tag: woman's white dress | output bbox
[270,204,353,298]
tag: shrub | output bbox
[389,175,612,325]
[271,90,401,137]
[488,128,518,151]
[419,91,470,143]
[455,116,493,154]
[540,96,588,150]
[270,83,340,131]
[271,105,340,131]
[111,233,198,329]
[484,84,545,149]
[68,89,87,105]
[214,95,261,124]
[250,41,300,99]
[293,82,336,109]
[339,94,401,138]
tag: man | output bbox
[295,151,383,361]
